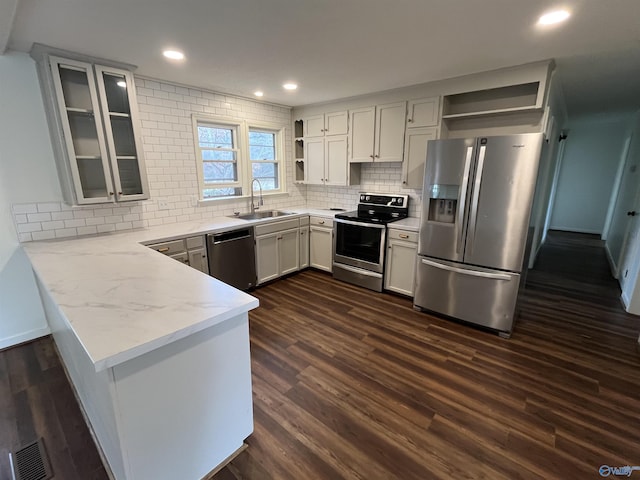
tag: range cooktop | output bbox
[335,193,409,225]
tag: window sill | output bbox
[197,191,290,207]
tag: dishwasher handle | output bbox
[208,228,253,245]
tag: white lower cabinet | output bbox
[299,217,310,269]
[384,228,418,297]
[148,235,209,275]
[309,216,333,272]
[255,218,301,285]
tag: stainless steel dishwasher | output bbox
[206,227,257,290]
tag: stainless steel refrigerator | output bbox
[414,133,543,337]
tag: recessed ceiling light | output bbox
[163,49,185,60]
[116,81,127,88]
[538,9,570,25]
[254,91,264,97]
[283,83,298,91]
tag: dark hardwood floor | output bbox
[2,230,639,479]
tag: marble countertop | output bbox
[389,217,420,232]
[23,207,341,372]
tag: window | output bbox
[249,129,279,191]
[195,121,242,198]
[193,116,284,200]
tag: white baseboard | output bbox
[0,325,50,350]
[621,291,631,311]
[604,243,619,279]
[548,225,602,235]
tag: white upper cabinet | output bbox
[304,137,325,185]
[304,135,349,186]
[349,106,376,162]
[303,111,348,137]
[34,48,149,205]
[323,111,348,136]
[406,96,440,128]
[402,127,438,189]
[349,102,407,163]
[325,135,348,185]
[375,102,407,162]
[303,114,325,137]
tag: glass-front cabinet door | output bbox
[50,57,114,204]
[95,66,149,201]
[46,55,149,205]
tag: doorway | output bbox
[542,112,640,314]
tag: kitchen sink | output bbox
[229,210,296,220]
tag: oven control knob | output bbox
[365,196,370,201]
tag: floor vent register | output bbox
[9,438,53,480]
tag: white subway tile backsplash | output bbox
[17,223,42,233]
[37,202,62,213]
[97,224,116,234]
[31,230,56,241]
[12,204,37,214]
[55,228,78,238]
[27,212,51,222]
[41,220,65,231]
[52,211,74,221]
[77,226,98,236]
[64,219,87,228]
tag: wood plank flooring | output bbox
[219,230,640,480]
[0,337,108,479]
[1,230,639,479]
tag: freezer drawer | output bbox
[414,256,520,334]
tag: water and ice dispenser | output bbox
[427,184,458,224]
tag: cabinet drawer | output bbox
[148,239,186,255]
[255,218,300,236]
[309,216,332,228]
[169,252,189,264]
[185,235,205,250]
[388,229,418,243]
[299,215,310,226]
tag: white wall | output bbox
[549,117,629,234]
[0,52,50,348]
[1,51,306,348]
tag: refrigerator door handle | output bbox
[467,145,486,254]
[421,258,512,280]
[456,146,474,254]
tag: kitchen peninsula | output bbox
[24,217,262,480]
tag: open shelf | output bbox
[294,160,305,183]
[442,105,541,120]
[443,82,540,117]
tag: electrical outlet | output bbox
[158,199,169,210]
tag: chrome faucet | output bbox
[251,178,264,213]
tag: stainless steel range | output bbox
[333,193,409,292]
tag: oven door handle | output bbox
[334,263,383,278]
[334,218,386,229]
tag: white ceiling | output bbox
[6,0,640,117]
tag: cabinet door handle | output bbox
[369,154,374,158]
[399,234,409,239]
[109,192,114,196]
[158,247,170,252]
[318,220,325,225]
[407,118,413,123]
[375,154,380,158]
[118,191,123,195]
